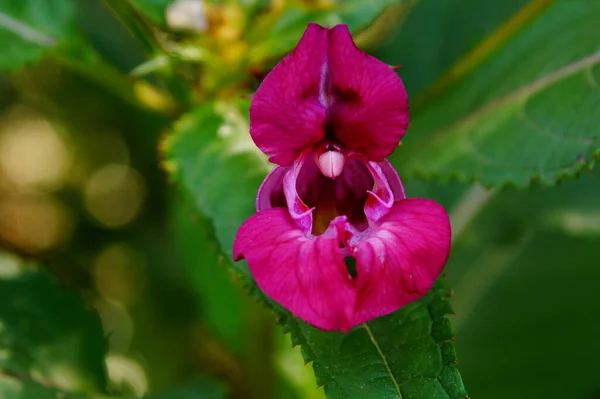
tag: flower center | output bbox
[297,153,373,235]
[314,141,345,179]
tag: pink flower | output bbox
[233,23,451,332]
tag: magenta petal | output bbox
[233,209,356,331]
[351,199,451,325]
[329,25,409,160]
[378,159,405,201]
[256,166,288,211]
[249,24,328,165]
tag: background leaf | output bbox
[161,102,467,399]
[0,0,75,70]
[247,0,401,63]
[130,0,172,26]
[390,0,600,187]
[374,0,530,96]
[0,374,227,399]
[0,251,107,392]
[443,173,600,398]
[0,374,89,399]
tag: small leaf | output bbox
[0,251,107,392]
[392,0,600,187]
[0,0,75,69]
[161,101,467,399]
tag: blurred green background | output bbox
[1,0,600,398]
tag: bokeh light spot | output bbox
[0,194,75,253]
[92,244,146,306]
[83,164,146,228]
[0,111,71,191]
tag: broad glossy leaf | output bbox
[0,252,107,392]
[391,0,600,187]
[374,0,529,96]
[161,101,467,399]
[444,173,600,399]
[0,0,75,69]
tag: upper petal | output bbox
[351,199,451,325]
[249,24,328,165]
[328,25,409,161]
[233,209,356,331]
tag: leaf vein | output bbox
[362,323,402,398]
[432,51,600,142]
[517,108,596,142]
[585,64,600,90]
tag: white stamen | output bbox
[317,151,345,179]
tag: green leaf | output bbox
[445,173,600,398]
[247,0,400,63]
[0,374,227,399]
[374,0,529,96]
[130,0,172,26]
[0,374,90,399]
[161,101,467,399]
[285,283,465,399]
[169,197,246,355]
[0,251,107,392]
[161,100,269,277]
[391,0,600,187]
[0,0,75,69]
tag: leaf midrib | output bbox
[363,323,402,398]
[427,51,600,144]
[413,0,556,111]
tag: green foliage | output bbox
[284,284,465,399]
[442,173,600,398]
[0,374,227,399]
[5,0,600,397]
[0,0,75,69]
[247,0,399,62]
[162,102,467,399]
[375,0,529,95]
[129,0,399,63]
[0,252,107,392]
[169,197,246,355]
[0,374,89,399]
[130,0,173,26]
[162,100,268,276]
[391,0,600,187]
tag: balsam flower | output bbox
[233,23,451,331]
